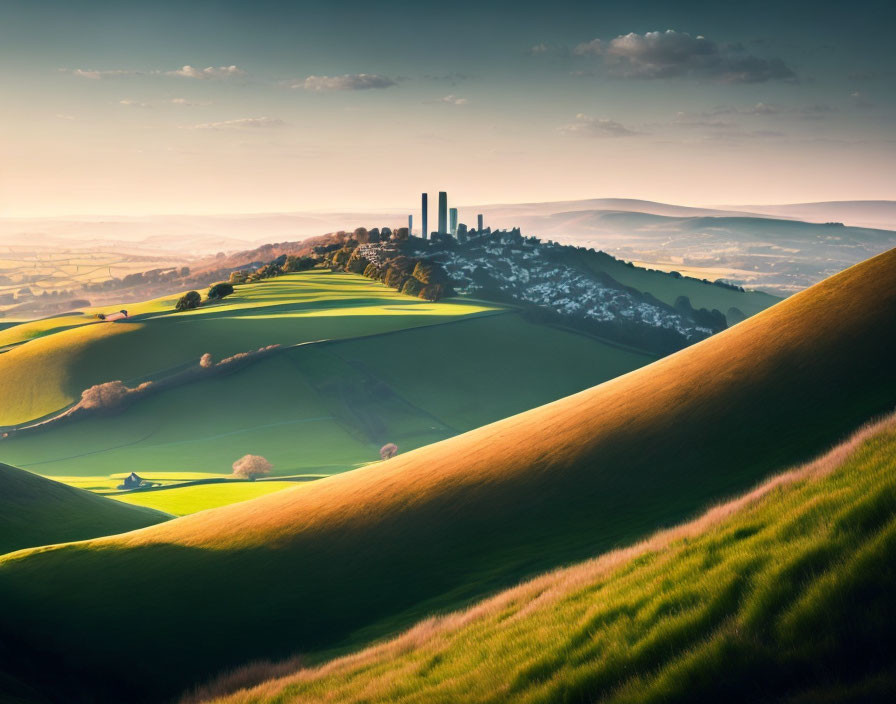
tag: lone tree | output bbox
[232,454,273,480]
[379,443,399,460]
[207,282,235,301]
[175,290,201,311]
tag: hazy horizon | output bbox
[2,0,894,217]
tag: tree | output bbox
[232,454,273,480]
[401,277,425,297]
[175,290,201,311]
[379,443,398,460]
[207,282,235,301]
[229,270,249,284]
[419,283,445,301]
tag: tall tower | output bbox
[477,213,484,232]
[438,191,448,234]
[449,208,458,236]
[408,214,413,236]
[421,193,428,241]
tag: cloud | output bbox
[559,113,640,137]
[185,116,286,130]
[167,65,246,79]
[299,74,397,91]
[434,94,469,105]
[575,30,795,83]
[119,99,152,108]
[529,43,550,55]
[573,39,603,56]
[65,68,142,79]
[170,97,213,106]
[55,113,76,120]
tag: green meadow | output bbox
[0,270,655,512]
[111,480,303,516]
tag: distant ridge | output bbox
[1,248,895,702]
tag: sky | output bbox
[1,0,894,216]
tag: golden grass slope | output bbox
[1,248,895,703]
[192,414,896,704]
[0,462,170,555]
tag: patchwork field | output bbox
[1,249,892,702]
[0,270,655,513]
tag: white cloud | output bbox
[55,113,76,120]
[167,65,246,79]
[573,39,603,56]
[574,30,795,83]
[529,43,550,55]
[185,116,286,130]
[436,94,469,105]
[299,74,397,91]
[169,97,213,106]
[65,68,142,79]
[559,113,639,137]
[119,99,152,108]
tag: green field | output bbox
[0,462,169,555]
[111,480,304,516]
[201,414,896,703]
[0,270,499,425]
[0,250,892,703]
[0,271,655,511]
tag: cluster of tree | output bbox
[174,280,237,311]
[229,254,316,285]
[323,244,452,301]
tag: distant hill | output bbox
[0,462,169,555]
[0,248,893,702]
[196,413,896,704]
[726,200,896,231]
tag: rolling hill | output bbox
[0,462,169,555]
[193,413,896,704]
[0,248,893,702]
[0,274,655,484]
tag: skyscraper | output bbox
[421,193,428,240]
[438,191,447,234]
[477,213,484,232]
[449,207,458,236]
[408,214,413,236]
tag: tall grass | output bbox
[200,414,896,703]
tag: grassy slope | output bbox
[1,312,653,478]
[577,250,780,316]
[0,249,894,702]
[0,271,499,426]
[0,462,169,555]
[200,415,896,704]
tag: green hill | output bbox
[0,462,169,555]
[0,271,656,508]
[0,249,892,702]
[195,413,896,703]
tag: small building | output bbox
[117,472,147,490]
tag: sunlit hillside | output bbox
[1,249,893,703]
